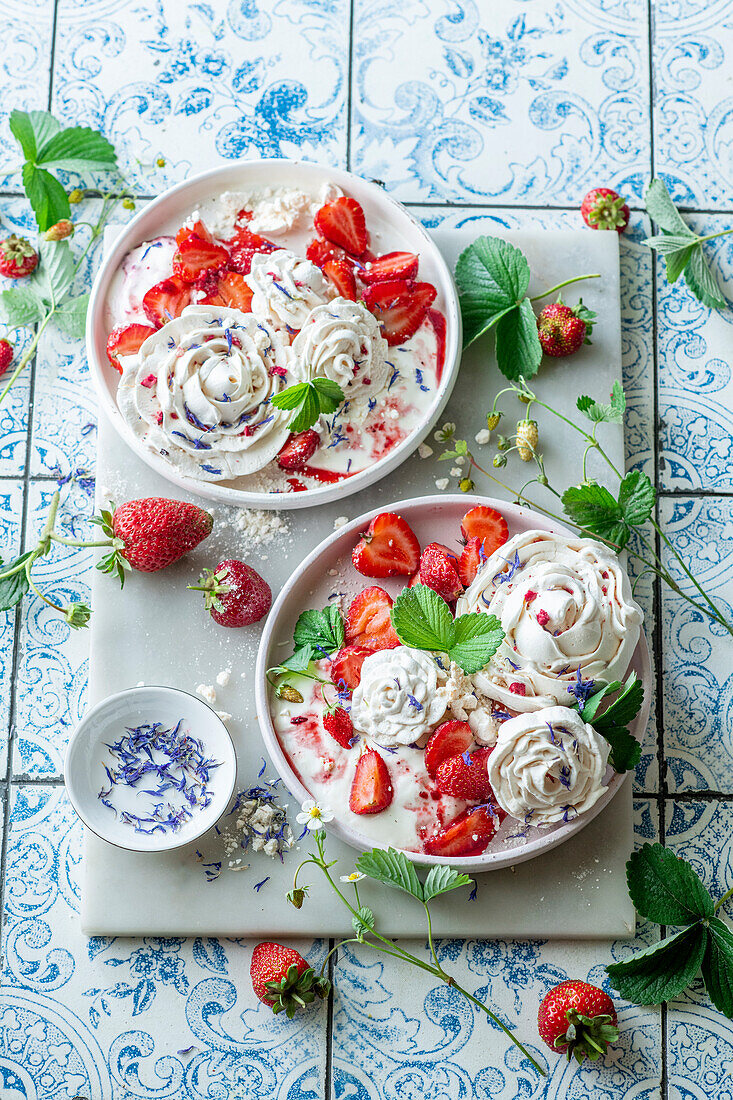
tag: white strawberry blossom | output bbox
[296,800,334,831]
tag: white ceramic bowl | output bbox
[255,494,652,870]
[86,159,462,509]
[64,685,237,853]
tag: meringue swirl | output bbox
[117,304,292,480]
[246,249,330,332]
[487,706,610,825]
[291,298,390,400]
[456,530,643,712]
[350,647,448,748]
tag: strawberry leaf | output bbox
[592,673,644,734]
[495,298,543,381]
[0,284,45,328]
[0,552,32,610]
[355,847,424,901]
[449,612,504,674]
[352,906,375,940]
[702,917,733,1018]
[685,246,727,311]
[391,584,454,653]
[606,925,707,1004]
[626,843,714,925]
[423,865,473,902]
[22,163,70,232]
[576,381,625,424]
[36,126,117,172]
[293,605,344,655]
[271,378,344,432]
[643,179,695,236]
[455,236,530,348]
[9,109,61,162]
[55,293,90,339]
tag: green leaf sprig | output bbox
[390,583,504,674]
[607,844,733,1017]
[575,673,644,773]
[271,377,345,432]
[266,603,346,702]
[643,179,731,311]
[454,235,600,380]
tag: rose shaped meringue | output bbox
[487,706,610,825]
[245,249,330,332]
[350,647,448,748]
[291,298,390,400]
[117,304,292,481]
[456,530,643,713]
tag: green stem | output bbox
[529,273,601,302]
[715,886,733,913]
[24,557,63,613]
[423,902,445,976]
[0,311,53,406]
[696,227,733,245]
[50,534,112,549]
[652,518,733,633]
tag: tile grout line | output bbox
[344,0,355,172]
[325,940,335,1099]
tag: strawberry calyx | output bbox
[187,565,232,613]
[264,963,331,1018]
[557,294,596,340]
[554,1009,620,1063]
[585,192,628,231]
[90,507,130,586]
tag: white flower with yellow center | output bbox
[340,871,366,883]
[296,799,334,831]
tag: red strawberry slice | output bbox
[424,804,502,857]
[345,587,400,650]
[458,536,485,586]
[435,747,494,801]
[349,749,394,814]
[227,226,278,275]
[324,707,354,749]
[200,271,253,312]
[142,277,191,328]
[314,197,368,256]
[424,720,474,779]
[460,506,509,556]
[323,258,357,300]
[276,430,320,471]
[362,279,437,346]
[418,542,463,602]
[330,645,374,690]
[360,252,419,284]
[175,220,212,246]
[352,512,420,578]
[172,237,229,283]
[306,237,348,269]
[106,323,156,373]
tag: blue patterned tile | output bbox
[2,783,328,1098]
[0,1,55,185]
[0,480,24,778]
[657,214,733,492]
[52,0,350,189]
[660,497,733,792]
[353,0,650,203]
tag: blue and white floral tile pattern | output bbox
[51,0,350,190]
[0,480,24,777]
[657,215,733,493]
[659,497,733,793]
[353,0,650,204]
[332,800,660,1100]
[2,783,328,1099]
[0,0,55,185]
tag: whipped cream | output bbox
[351,647,448,748]
[457,530,643,712]
[246,249,330,332]
[107,237,178,327]
[291,298,390,401]
[117,305,291,480]
[488,706,610,825]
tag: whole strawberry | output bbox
[94,498,213,581]
[44,219,74,241]
[250,941,330,1017]
[537,299,596,358]
[190,558,271,626]
[324,706,354,748]
[538,980,619,1062]
[0,234,38,278]
[0,339,13,378]
[581,187,630,234]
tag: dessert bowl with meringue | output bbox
[255,495,651,869]
[87,160,461,508]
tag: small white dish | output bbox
[65,685,237,853]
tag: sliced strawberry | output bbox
[424,804,502,858]
[424,720,474,779]
[276,429,320,471]
[314,197,368,257]
[306,237,348,269]
[360,252,419,284]
[345,587,400,650]
[142,277,191,328]
[458,536,485,586]
[460,506,509,557]
[323,258,357,300]
[175,220,212,246]
[200,271,253,312]
[106,323,156,373]
[419,542,463,602]
[408,571,422,587]
[227,226,278,275]
[330,645,374,690]
[352,512,420,578]
[435,747,494,801]
[349,749,394,814]
[324,707,354,749]
[172,237,229,283]
[362,279,437,346]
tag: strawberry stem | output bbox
[530,273,600,302]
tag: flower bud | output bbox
[459,478,475,493]
[493,454,507,468]
[497,435,510,452]
[156,156,166,168]
[122,197,136,210]
[44,219,74,241]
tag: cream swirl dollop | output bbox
[487,706,610,825]
[291,298,389,400]
[246,249,330,332]
[350,647,448,748]
[456,530,643,712]
[117,305,292,480]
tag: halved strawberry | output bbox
[362,280,437,346]
[106,323,156,373]
[172,237,229,283]
[227,226,277,274]
[330,645,374,690]
[306,237,348,269]
[323,258,356,300]
[200,271,253,312]
[175,220,212,246]
[424,720,474,779]
[360,252,419,284]
[314,197,368,256]
[458,536,485,586]
[435,747,494,801]
[352,512,420,578]
[460,506,509,556]
[419,542,463,602]
[324,707,354,749]
[424,804,502,857]
[345,587,400,650]
[142,277,191,327]
[276,429,320,471]
[349,749,393,814]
